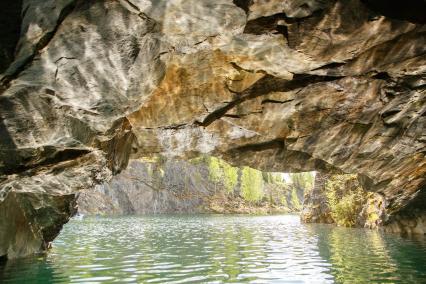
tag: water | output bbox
[1,215,425,283]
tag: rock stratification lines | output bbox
[0,0,425,258]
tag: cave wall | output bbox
[302,172,426,234]
[301,172,387,228]
[301,172,334,224]
[0,0,424,258]
[128,0,426,215]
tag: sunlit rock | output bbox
[0,0,425,258]
[77,157,307,215]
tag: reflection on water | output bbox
[313,225,426,283]
[1,215,425,283]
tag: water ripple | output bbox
[1,215,425,283]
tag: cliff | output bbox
[302,173,426,235]
[77,157,307,215]
[0,0,424,258]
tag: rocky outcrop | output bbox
[77,157,305,215]
[302,173,426,235]
[127,0,426,215]
[302,173,386,227]
[0,0,425,257]
[301,173,334,224]
[383,211,426,235]
[382,189,426,235]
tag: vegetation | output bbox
[289,172,314,192]
[291,187,302,210]
[192,155,308,211]
[207,156,222,183]
[240,167,264,202]
[325,174,366,227]
[204,156,239,193]
[363,193,383,226]
[222,162,239,193]
[280,196,288,207]
[263,172,284,184]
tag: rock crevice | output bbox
[0,0,424,258]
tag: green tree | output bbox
[222,162,239,193]
[289,172,314,191]
[240,167,264,202]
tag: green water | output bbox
[1,215,425,283]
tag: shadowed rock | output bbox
[0,0,425,258]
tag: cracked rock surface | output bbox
[0,0,425,258]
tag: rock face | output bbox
[0,0,425,258]
[301,173,387,227]
[302,173,426,235]
[383,211,426,235]
[301,173,334,224]
[77,157,305,215]
[381,189,426,234]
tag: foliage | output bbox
[325,174,366,227]
[289,172,314,191]
[204,156,239,193]
[192,155,309,209]
[291,187,302,210]
[273,173,284,184]
[262,172,273,183]
[208,156,222,183]
[189,156,205,165]
[240,167,264,202]
[363,192,383,226]
[280,196,288,207]
[263,172,284,184]
[222,162,239,193]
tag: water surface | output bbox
[1,215,425,283]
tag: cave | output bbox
[0,0,425,282]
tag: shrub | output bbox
[325,174,366,227]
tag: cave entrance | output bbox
[76,155,317,215]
